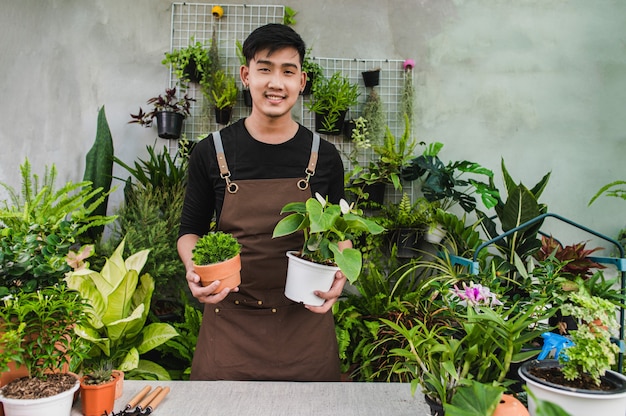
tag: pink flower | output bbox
[449,282,503,308]
[403,59,415,70]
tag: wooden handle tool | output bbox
[143,386,170,414]
[125,385,152,410]
[136,386,163,411]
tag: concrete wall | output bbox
[1,0,625,251]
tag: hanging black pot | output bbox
[424,394,444,416]
[215,107,233,125]
[302,76,314,95]
[155,111,184,140]
[242,89,253,108]
[361,182,386,205]
[361,69,381,87]
[183,57,201,83]
[343,119,357,140]
[314,110,347,135]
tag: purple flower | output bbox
[449,282,503,308]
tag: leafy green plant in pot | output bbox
[129,87,195,140]
[162,36,211,85]
[192,231,242,294]
[346,114,417,205]
[301,49,323,96]
[272,193,385,306]
[0,285,90,416]
[204,70,238,125]
[519,287,626,416]
[306,71,359,135]
[64,240,179,383]
[79,360,121,416]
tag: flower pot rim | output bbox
[519,359,626,396]
[286,250,340,271]
[0,379,79,404]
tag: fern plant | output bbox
[0,159,116,295]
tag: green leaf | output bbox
[137,323,179,354]
[444,381,504,416]
[272,213,306,237]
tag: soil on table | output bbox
[529,366,617,392]
[1,373,77,399]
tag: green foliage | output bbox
[362,88,386,146]
[129,87,194,127]
[207,70,238,110]
[82,360,114,385]
[192,231,241,265]
[402,141,498,212]
[273,193,384,283]
[0,285,90,379]
[302,50,323,83]
[306,72,360,131]
[347,114,417,191]
[444,380,505,416]
[377,193,433,229]
[560,287,620,385]
[589,179,626,205]
[283,6,297,25]
[162,36,212,86]
[0,159,116,295]
[83,105,114,241]
[154,294,203,380]
[64,240,179,380]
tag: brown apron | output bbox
[190,131,340,381]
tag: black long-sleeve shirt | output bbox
[178,119,346,238]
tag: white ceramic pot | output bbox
[519,360,626,416]
[425,224,446,244]
[284,251,339,307]
[0,380,79,416]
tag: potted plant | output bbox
[385,273,552,413]
[301,50,323,96]
[272,193,384,306]
[306,71,359,135]
[377,193,433,258]
[0,285,90,416]
[191,231,242,293]
[346,114,417,204]
[78,360,120,416]
[64,240,179,386]
[161,36,211,85]
[519,287,626,416]
[206,70,238,125]
[129,87,195,140]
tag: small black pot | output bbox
[242,89,253,108]
[361,182,386,205]
[302,76,314,95]
[215,107,233,125]
[183,58,201,83]
[314,110,347,135]
[155,111,184,140]
[362,69,380,87]
[389,227,423,258]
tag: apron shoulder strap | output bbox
[212,131,238,193]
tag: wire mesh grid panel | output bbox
[167,3,285,146]
[167,4,415,204]
[298,57,415,204]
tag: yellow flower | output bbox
[212,5,224,18]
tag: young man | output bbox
[177,23,349,381]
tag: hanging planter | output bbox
[214,107,233,125]
[242,89,253,108]
[389,227,422,258]
[314,110,347,136]
[361,68,381,88]
[155,111,184,140]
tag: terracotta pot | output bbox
[193,254,242,294]
[493,394,529,416]
[284,251,339,307]
[79,371,120,416]
[114,370,124,400]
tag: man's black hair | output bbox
[242,23,306,67]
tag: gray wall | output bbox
[1,0,625,251]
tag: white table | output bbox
[72,380,431,416]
